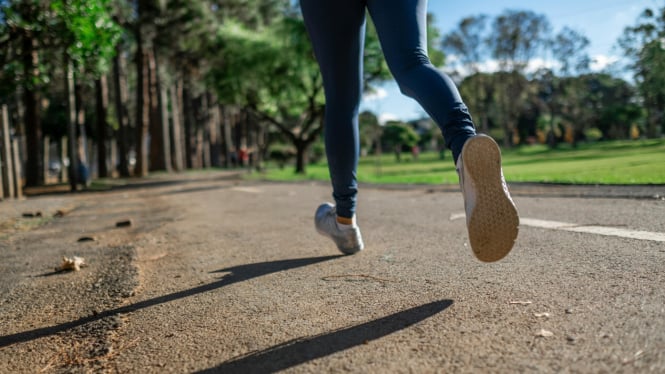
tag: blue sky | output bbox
[360,0,662,123]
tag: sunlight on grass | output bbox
[252,139,665,185]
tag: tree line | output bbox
[440,9,664,149]
[0,1,663,189]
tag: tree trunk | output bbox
[200,93,210,168]
[170,82,185,171]
[113,48,131,177]
[207,93,222,167]
[254,119,266,171]
[148,46,169,172]
[196,125,205,169]
[221,105,232,168]
[158,66,172,172]
[294,139,308,174]
[95,75,109,178]
[42,136,50,184]
[65,62,79,190]
[74,83,90,185]
[1,105,15,198]
[23,35,42,187]
[209,97,221,168]
[134,30,150,177]
[59,137,67,182]
[183,83,195,169]
[481,116,489,135]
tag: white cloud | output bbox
[590,54,620,71]
[363,87,388,101]
[475,59,501,74]
[525,58,557,73]
[378,112,399,125]
[443,56,557,77]
[446,54,625,76]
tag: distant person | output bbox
[411,145,420,161]
[302,0,519,262]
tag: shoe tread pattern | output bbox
[462,136,519,262]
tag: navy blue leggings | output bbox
[301,0,476,218]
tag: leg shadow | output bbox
[198,299,453,373]
[0,255,341,347]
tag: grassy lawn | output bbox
[251,139,665,185]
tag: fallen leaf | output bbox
[536,329,554,337]
[55,256,86,272]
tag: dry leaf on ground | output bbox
[55,256,86,272]
[536,329,554,337]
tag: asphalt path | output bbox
[1,172,663,373]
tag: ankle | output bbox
[336,215,354,225]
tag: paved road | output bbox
[1,172,664,373]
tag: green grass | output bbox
[251,139,665,185]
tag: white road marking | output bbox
[450,213,665,243]
[520,218,665,242]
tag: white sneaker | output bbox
[315,203,364,255]
[457,135,519,262]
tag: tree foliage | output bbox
[619,6,665,137]
[210,15,323,173]
[52,0,121,77]
[381,121,419,161]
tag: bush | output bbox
[585,127,603,142]
[268,145,296,169]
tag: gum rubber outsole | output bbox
[461,136,519,262]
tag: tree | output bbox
[133,0,159,176]
[551,27,590,76]
[0,1,52,186]
[562,74,641,141]
[442,15,488,74]
[112,42,132,177]
[158,0,287,171]
[489,10,551,146]
[211,16,325,174]
[442,15,495,134]
[0,0,120,187]
[54,0,121,187]
[359,110,382,156]
[380,121,419,162]
[619,6,665,138]
[534,26,592,147]
[154,0,222,171]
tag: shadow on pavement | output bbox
[24,171,243,197]
[0,255,341,348]
[159,183,233,196]
[198,299,453,374]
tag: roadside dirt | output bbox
[0,175,209,373]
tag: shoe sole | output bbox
[315,229,364,254]
[461,135,519,262]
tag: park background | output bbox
[1,0,664,198]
